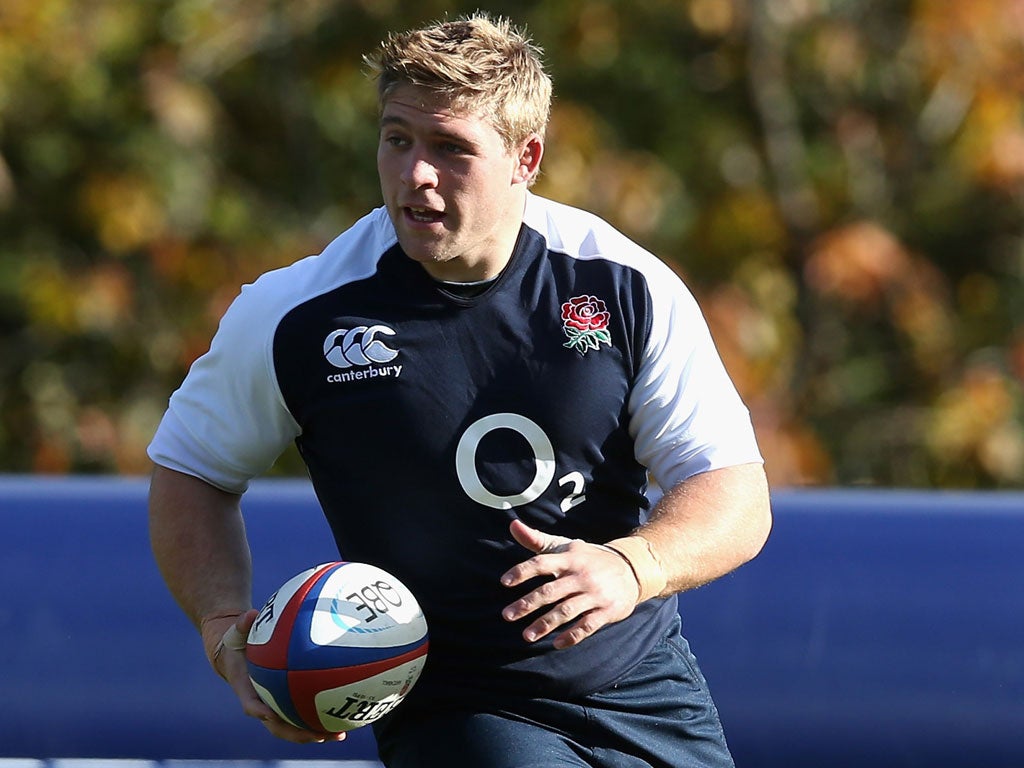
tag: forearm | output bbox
[148,465,254,629]
[607,462,772,599]
[148,467,329,741]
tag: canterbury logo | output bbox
[323,325,399,369]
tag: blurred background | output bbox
[1,0,1022,488]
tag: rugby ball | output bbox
[246,561,428,733]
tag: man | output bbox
[148,13,771,768]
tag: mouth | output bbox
[404,206,445,225]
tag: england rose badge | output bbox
[561,295,612,354]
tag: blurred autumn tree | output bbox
[1,0,1022,487]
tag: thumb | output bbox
[224,608,259,651]
[204,609,257,681]
[509,518,571,554]
[236,608,259,634]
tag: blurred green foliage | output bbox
[1,0,1022,487]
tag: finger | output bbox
[213,609,259,677]
[509,518,564,554]
[256,710,347,744]
[551,610,608,650]
[201,613,345,744]
[501,549,569,588]
[230,650,347,744]
[221,623,247,652]
[507,544,643,646]
[235,607,259,633]
[517,594,594,643]
[502,574,577,622]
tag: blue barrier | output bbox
[679,489,1024,767]
[1,477,1022,766]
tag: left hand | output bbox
[201,611,346,744]
[500,519,641,649]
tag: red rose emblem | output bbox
[562,295,610,332]
[561,295,612,354]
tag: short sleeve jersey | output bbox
[148,193,763,703]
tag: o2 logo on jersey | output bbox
[324,325,399,369]
[455,413,587,513]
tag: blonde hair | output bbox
[364,13,552,150]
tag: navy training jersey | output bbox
[148,193,763,704]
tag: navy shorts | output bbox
[375,620,734,768]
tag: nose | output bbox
[401,152,439,189]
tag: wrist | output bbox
[603,535,667,602]
[199,611,247,667]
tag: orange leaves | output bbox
[913,0,1024,86]
[687,0,743,37]
[912,0,1024,190]
[537,103,686,240]
[805,222,906,308]
[805,221,956,374]
[80,173,166,256]
[926,363,1024,483]
[20,258,133,338]
[143,65,220,148]
[0,1,1022,487]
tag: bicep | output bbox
[629,271,763,488]
[149,464,241,512]
[643,463,772,593]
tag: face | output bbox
[377,84,542,282]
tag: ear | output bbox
[512,134,544,185]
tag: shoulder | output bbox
[523,194,694,308]
[148,208,397,491]
[235,206,396,324]
[189,205,397,408]
[523,194,680,285]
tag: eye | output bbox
[441,141,469,155]
[383,133,409,148]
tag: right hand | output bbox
[201,610,345,744]
[500,520,641,650]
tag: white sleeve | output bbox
[628,263,763,489]
[147,280,300,494]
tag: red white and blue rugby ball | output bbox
[246,561,428,733]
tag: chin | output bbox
[403,247,456,274]
[399,242,441,262]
